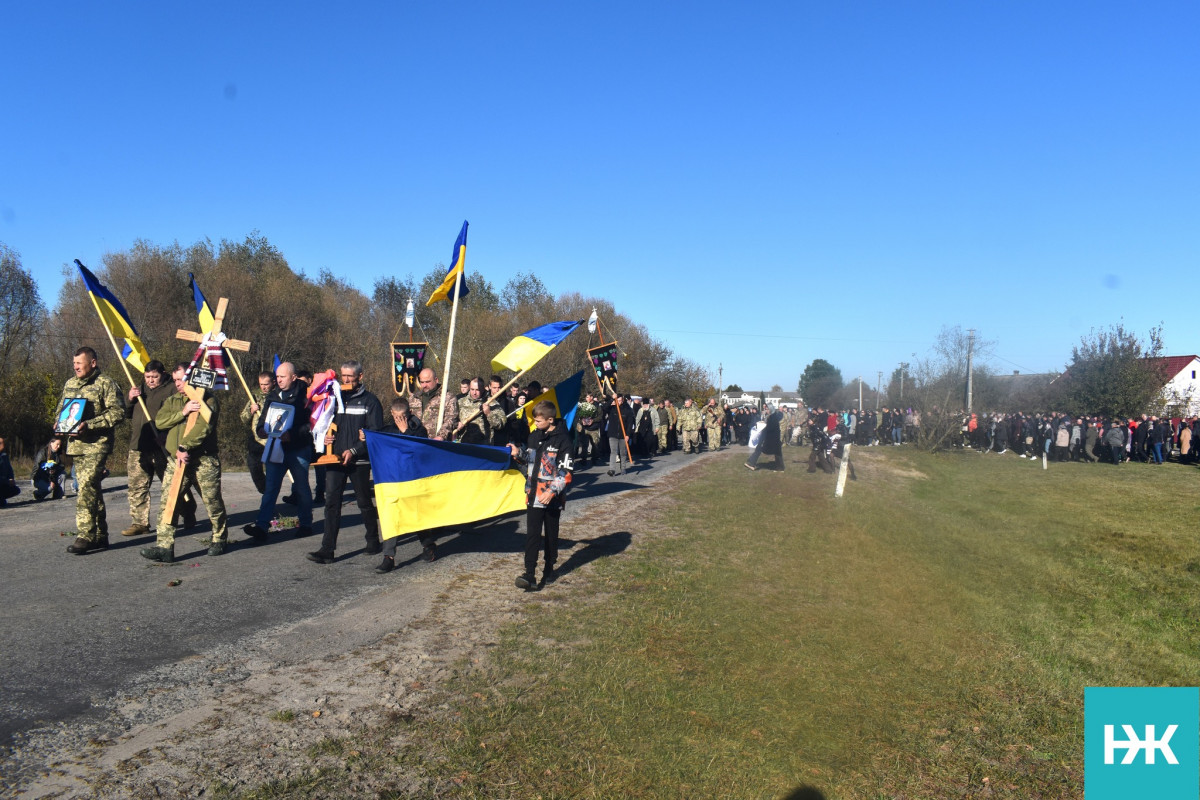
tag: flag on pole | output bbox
[273,354,282,372]
[491,320,583,374]
[74,260,151,372]
[405,299,415,328]
[518,370,585,432]
[365,431,525,540]
[426,220,470,306]
[587,309,598,334]
[188,273,216,332]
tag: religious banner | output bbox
[392,341,428,395]
[587,341,620,388]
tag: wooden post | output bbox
[835,443,852,497]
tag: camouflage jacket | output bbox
[409,385,458,441]
[677,404,703,431]
[456,394,505,441]
[240,390,268,446]
[60,370,124,457]
[157,391,220,456]
[702,405,723,428]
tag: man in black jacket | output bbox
[245,361,313,540]
[601,389,635,476]
[306,361,385,564]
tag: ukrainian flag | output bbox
[491,320,583,374]
[365,430,526,540]
[189,273,216,332]
[519,370,585,431]
[426,220,470,306]
[74,260,151,372]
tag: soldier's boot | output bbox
[140,545,174,563]
[121,524,150,537]
[207,540,226,557]
[67,536,107,554]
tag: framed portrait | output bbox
[54,397,87,435]
[262,401,296,438]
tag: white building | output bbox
[1153,355,1200,416]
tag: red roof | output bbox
[1147,355,1199,381]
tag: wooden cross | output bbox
[162,297,252,522]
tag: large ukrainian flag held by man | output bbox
[365,433,526,540]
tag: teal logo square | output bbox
[1085,687,1198,799]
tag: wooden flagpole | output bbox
[86,292,151,421]
[435,270,463,438]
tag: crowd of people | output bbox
[956,411,1198,464]
[19,346,804,591]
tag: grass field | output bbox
[248,448,1200,799]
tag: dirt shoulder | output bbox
[6,452,723,799]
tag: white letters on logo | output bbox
[1104,724,1180,765]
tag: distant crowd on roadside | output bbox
[955,412,1198,464]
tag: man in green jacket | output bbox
[141,363,229,563]
[61,347,125,554]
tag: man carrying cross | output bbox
[140,362,229,562]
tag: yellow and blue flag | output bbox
[519,370,585,432]
[188,273,216,332]
[491,320,583,374]
[365,431,526,540]
[74,260,151,372]
[426,220,470,306]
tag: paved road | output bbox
[0,451,713,748]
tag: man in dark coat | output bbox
[745,407,785,471]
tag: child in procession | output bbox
[508,400,574,591]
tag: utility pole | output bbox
[857,376,863,411]
[899,362,909,402]
[876,371,882,410]
[965,329,975,413]
[718,363,723,396]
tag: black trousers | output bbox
[524,506,561,578]
[319,463,379,552]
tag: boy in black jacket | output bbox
[508,401,574,590]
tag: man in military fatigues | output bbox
[575,392,601,466]
[702,398,723,452]
[677,398,703,453]
[455,377,505,445]
[656,399,671,455]
[240,371,274,494]
[406,367,459,561]
[141,363,228,562]
[62,347,125,554]
[122,359,193,538]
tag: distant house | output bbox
[719,390,805,408]
[1150,355,1200,416]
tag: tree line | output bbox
[0,234,712,463]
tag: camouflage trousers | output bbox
[74,451,110,541]
[156,455,227,548]
[681,429,700,452]
[127,448,166,528]
[657,425,668,452]
[705,426,722,451]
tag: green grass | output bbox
[240,449,1200,799]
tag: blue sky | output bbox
[3,2,1196,392]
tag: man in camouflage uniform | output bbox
[702,398,723,452]
[240,371,274,494]
[141,363,228,562]
[655,399,671,455]
[406,367,459,560]
[409,367,459,442]
[677,398,703,453]
[575,392,601,466]
[62,347,125,554]
[122,360,195,537]
[455,377,505,445]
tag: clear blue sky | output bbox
[3,2,1197,393]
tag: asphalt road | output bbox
[0,450,712,748]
